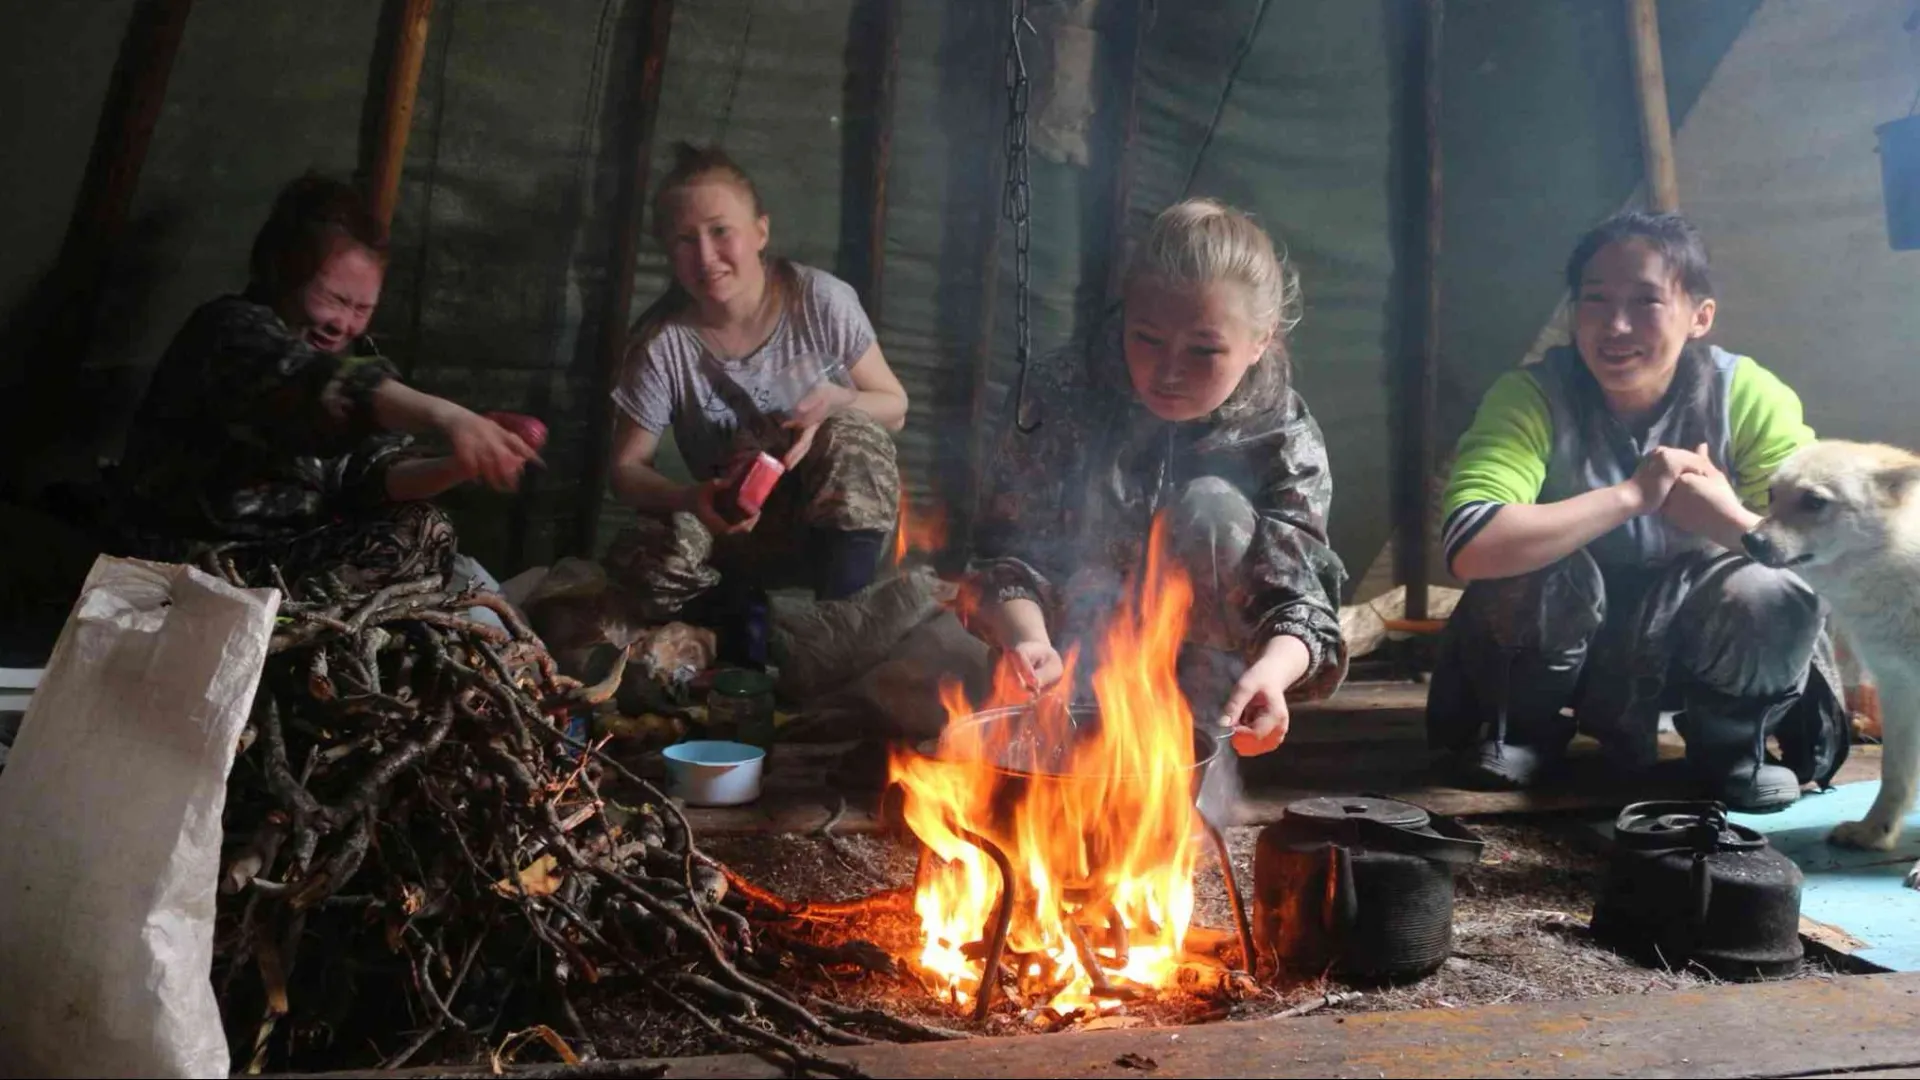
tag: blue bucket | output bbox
[1876,114,1920,251]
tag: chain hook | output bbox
[1003,0,1041,434]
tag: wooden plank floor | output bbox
[653,972,1920,1079]
[298,973,1920,1078]
[665,681,1883,836]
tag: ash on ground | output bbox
[575,820,1845,1063]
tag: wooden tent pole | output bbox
[957,6,1011,564]
[1626,0,1680,212]
[368,0,436,231]
[958,144,1008,564]
[1396,0,1443,622]
[859,0,903,322]
[573,0,677,556]
[48,0,194,358]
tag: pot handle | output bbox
[1322,844,1359,938]
[1352,793,1487,867]
[1423,812,1490,868]
[1689,851,1713,926]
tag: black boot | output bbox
[1448,646,1582,790]
[1427,554,1601,790]
[813,528,888,601]
[1677,687,1802,812]
[1660,554,1824,812]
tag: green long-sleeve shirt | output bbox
[1441,344,1814,570]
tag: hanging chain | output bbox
[1004,0,1041,433]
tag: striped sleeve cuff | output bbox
[1442,500,1503,570]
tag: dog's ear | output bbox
[1875,464,1920,504]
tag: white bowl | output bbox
[662,740,766,807]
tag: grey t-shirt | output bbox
[613,264,875,481]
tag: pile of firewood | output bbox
[204,560,955,1077]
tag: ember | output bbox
[889,520,1235,1016]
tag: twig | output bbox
[812,795,849,839]
[379,1063,668,1080]
[657,983,869,1080]
[218,564,875,1072]
[806,999,968,1042]
[1276,990,1364,1018]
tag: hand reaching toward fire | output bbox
[991,598,1066,691]
[1007,640,1065,691]
[1220,635,1312,756]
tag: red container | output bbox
[724,452,785,520]
[484,411,548,452]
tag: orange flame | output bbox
[888,517,1200,1013]
[894,485,950,566]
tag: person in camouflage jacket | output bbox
[114,175,538,590]
[972,199,1348,760]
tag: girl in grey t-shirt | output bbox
[604,144,909,648]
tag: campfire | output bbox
[894,484,950,567]
[889,521,1251,1018]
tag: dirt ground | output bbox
[566,819,1847,1065]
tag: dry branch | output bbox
[213,567,948,1074]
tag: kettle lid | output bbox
[1614,800,1768,854]
[1286,796,1431,832]
[1277,796,1485,867]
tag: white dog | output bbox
[1745,440,1920,889]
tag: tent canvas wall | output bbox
[0,0,1913,618]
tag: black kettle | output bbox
[1251,796,1484,984]
[1590,800,1803,982]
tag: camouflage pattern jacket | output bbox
[972,350,1349,699]
[116,294,411,555]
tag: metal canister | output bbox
[707,668,777,752]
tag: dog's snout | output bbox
[1742,529,1780,565]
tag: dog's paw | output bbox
[1829,819,1900,852]
[1906,861,1920,891]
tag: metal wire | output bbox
[1180,0,1273,200]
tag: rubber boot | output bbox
[1448,646,1582,790]
[1676,688,1803,813]
[1428,553,1602,791]
[1577,665,1665,777]
[813,528,889,601]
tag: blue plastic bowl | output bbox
[661,740,766,807]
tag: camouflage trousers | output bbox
[603,411,900,621]
[1426,547,1849,787]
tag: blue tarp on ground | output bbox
[1731,782,1920,973]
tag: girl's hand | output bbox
[782,421,819,470]
[442,407,540,492]
[1220,636,1311,756]
[690,478,759,535]
[1008,639,1066,691]
[782,384,856,468]
[787,382,856,432]
[1660,443,1760,548]
[1624,445,1715,516]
